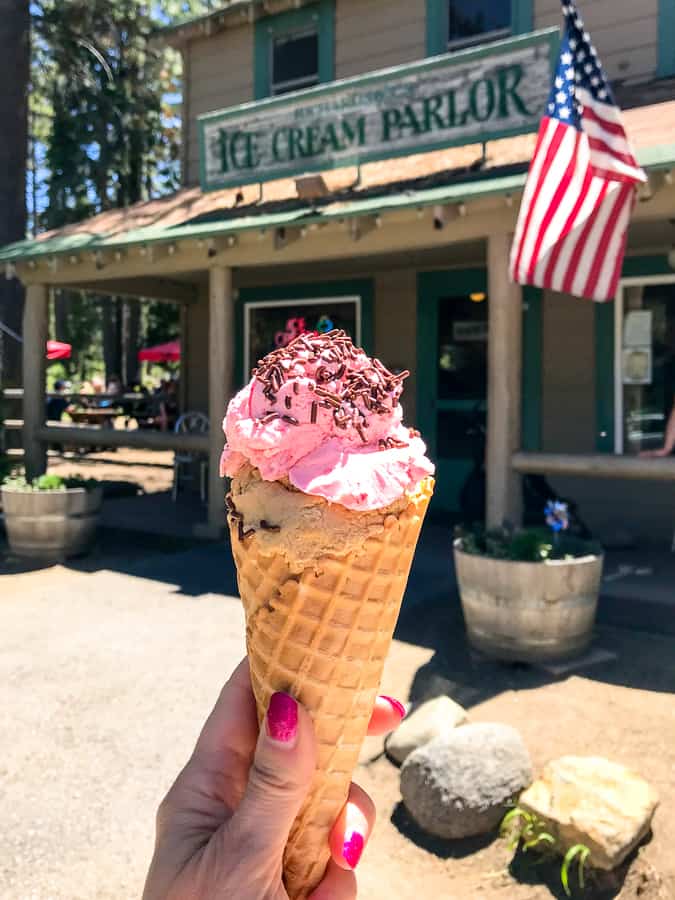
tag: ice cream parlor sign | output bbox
[198,29,556,192]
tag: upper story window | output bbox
[254,0,334,100]
[426,0,532,57]
[271,27,319,95]
[448,0,511,50]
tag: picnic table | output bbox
[68,407,120,428]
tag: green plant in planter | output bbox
[501,807,592,896]
[2,473,98,491]
[457,501,602,562]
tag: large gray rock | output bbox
[520,756,659,870]
[400,723,532,839]
[386,695,468,764]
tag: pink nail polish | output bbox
[381,695,406,719]
[342,831,365,869]
[266,692,298,743]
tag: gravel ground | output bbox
[1,534,674,900]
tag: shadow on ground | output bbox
[390,801,496,859]
[2,515,675,701]
[506,840,659,900]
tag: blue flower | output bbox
[545,500,569,533]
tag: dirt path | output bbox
[1,537,673,900]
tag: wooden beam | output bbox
[36,424,209,453]
[513,451,675,481]
[22,284,49,479]
[66,277,199,304]
[207,265,234,534]
[486,232,523,528]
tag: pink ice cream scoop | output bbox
[220,330,434,511]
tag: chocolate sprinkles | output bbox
[251,329,408,445]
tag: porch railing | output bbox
[513,451,675,481]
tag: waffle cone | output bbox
[228,476,434,899]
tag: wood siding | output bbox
[541,289,596,454]
[335,0,425,79]
[182,1,660,185]
[185,26,254,185]
[374,269,418,423]
[535,0,658,82]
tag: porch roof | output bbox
[2,99,675,266]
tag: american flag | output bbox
[509,0,646,302]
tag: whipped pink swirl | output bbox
[220,330,434,511]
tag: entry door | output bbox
[417,270,488,514]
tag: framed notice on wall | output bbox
[244,295,361,377]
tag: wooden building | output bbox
[2,0,675,542]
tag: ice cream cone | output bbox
[228,475,434,900]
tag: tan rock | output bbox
[385,695,468,764]
[519,756,659,870]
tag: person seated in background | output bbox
[158,379,179,432]
[641,398,675,458]
[46,380,70,422]
[106,374,122,395]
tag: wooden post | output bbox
[206,266,234,534]
[486,233,523,528]
[22,283,48,480]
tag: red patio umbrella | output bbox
[138,340,181,363]
[46,340,72,360]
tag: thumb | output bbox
[228,692,317,857]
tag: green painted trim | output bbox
[425,0,448,57]
[427,0,534,56]
[416,268,487,454]
[595,302,614,453]
[512,0,534,35]
[657,0,675,77]
[254,0,334,100]
[521,286,542,451]
[237,277,373,383]
[622,254,672,277]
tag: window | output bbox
[254,1,334,100]
[271,28,319,95]
[448,0,510,50]
[614,278,675,455]
[426,0,532,57]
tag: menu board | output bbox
[244,296,361,377]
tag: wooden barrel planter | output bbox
[1,486,103,560]
[454,540,603,663]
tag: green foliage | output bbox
[500,808,592,898]
[561,845,591,896]
[2,472,98,491]
[456,524,601,563]
[29,0,209,377]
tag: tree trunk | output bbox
[101,297,122,383]
[0,0,29,387]
[122,298,141,386]
[54,290,70,343]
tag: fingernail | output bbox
[266,692,298,744]
[381,695,406,719]
[342,831,365,869]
